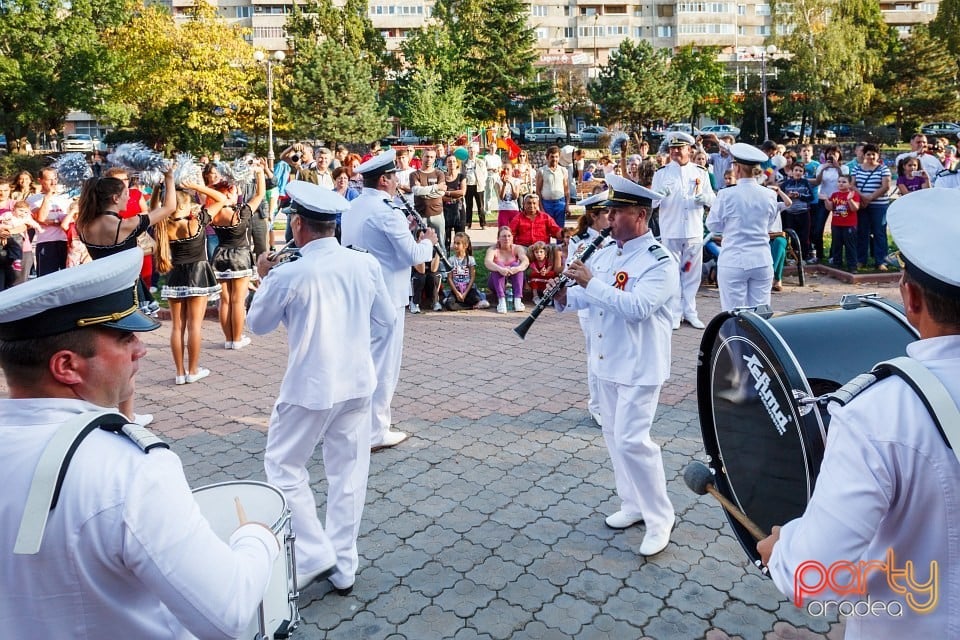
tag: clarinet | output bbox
[386,194,454,271]
[514,227,612,340]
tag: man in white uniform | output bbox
[706,143,782,311]
[758,187,960,638]
[553,174,678,556]
[651,131,715,329]
[341,150,437,450]
[0,249,279,638]
[248,182,395,596]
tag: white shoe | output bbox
[175,375,187,385]
[233,335,251,350]
[497,300,507,314]
[590,412,603,427]
[684,315,706,330]
[132,413,154,427]
[605,511,645,530]
[372,429,408,451]
[639,516,675,556]
[409,303,420,314]
[224,341,233,350]
[475,299,490,309]
[514,300,525,312]
[433,302,443,312]
[673,321,681,330]
[185,368,210,383]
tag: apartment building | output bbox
[165,0,940,65]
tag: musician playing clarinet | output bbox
[341,149,438,451]
[550,174,678,557]
[758,188,960,637]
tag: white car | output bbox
[525,127,581,144]
[61,133,96,153]
[700,124,741,138]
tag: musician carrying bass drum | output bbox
[550,174,678,557]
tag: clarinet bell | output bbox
[513,314,536,340]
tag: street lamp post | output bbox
[754,44,777,141]
[253,49,285,169]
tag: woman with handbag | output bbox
[443,155,466,253]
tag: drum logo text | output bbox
[795,548,938,617]
[742,354,790,434]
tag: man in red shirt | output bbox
[509,194,562,247]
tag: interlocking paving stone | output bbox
[92,275,884,639]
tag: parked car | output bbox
[700,124,741,138]
[61,133,96,153]
[525,126,580,144]
[816,128,837,141]
[223,132,248,149]
[920,122,960,138]
[648,123,702,142]
[383,129,429,146]
[578,125,608,146]
[508,125,525,143]
[780,122,813,140]
[827,123,854,138]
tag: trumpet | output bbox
[386,194,454,271]
[267,239,301,264]
[514,227,612,340]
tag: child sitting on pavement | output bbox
[444,232,489,310]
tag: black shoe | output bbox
[334,585,354,596]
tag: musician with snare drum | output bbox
[249,182,395,597]
[758,188,960,637]
[341,149,437,451]
[550,174,678,556]
[0,249,280,638]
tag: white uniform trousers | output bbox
[597,381,674,529]
[264,398,371,588]
[717,264,773,312]
[663,238,703,322]
[578,314,601,418]
[370,306,405,445]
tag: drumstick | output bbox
[234,496,248,526]
[683,461,768,541]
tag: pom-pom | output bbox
[173,153,202,188]
[228,157,254,188]
[51,153,92,189]
[609,132,629,155]
[107,142,168,173]
[138,168,165,187]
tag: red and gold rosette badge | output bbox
[613,271,629,290]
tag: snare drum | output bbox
[193,481,299,639]
[695,294,919,571]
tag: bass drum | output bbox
[695,294,919,571]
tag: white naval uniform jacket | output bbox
[340,187,435,308]
[247,237,395,410]
[0,399,280,639]
[768,336,960,639]
[651,161,716,240]
[561,232,678,386]
[706,177,781,270]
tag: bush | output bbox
[0,154,47,180]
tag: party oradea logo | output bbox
[794,548,938,617]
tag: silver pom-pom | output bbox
[173,153,202,188]
[228,157,254,187]
[51,153,93,189]
[139,168,165,187]
[107,142,168,172]
[609,132,629,155]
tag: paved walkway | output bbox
[62,269,902,638]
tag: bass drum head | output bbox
[193,480,287,539]
[695,296,918,570]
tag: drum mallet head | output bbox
[683,461,768,541]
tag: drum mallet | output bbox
[683,461,768,541]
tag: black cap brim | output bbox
[103,310,161,333]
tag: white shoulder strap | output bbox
[875,357,960,459]
[13,411,154,555]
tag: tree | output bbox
[0,0,135,148]
[552,68,592,131]
[929,0,960,61]
[103,3,258,151]
[283,39,387,144]
[404,69,469,142]
[671,44,739,126]
[589,39,690,130]
[877,25,960,128]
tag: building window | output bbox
[253,26,287,39]
[921,2,937,11]
[579,25,603,37]
[738,24,746,35]
[775,23,794,34]
[755,24,771,35]
[535,27,549,39]
[531,5,547,16]
[896,24,911,34]
[756,3,771,14]
[679,22,733,33]
[738,3,746,14]
[606,25,628,35]
[606,5,628,13]
[678,2,732,12]
[656,24,673,36]
[235,6,250,18]
[580,6,598,15]
[633,26,643,36]
[564,26,576,37]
